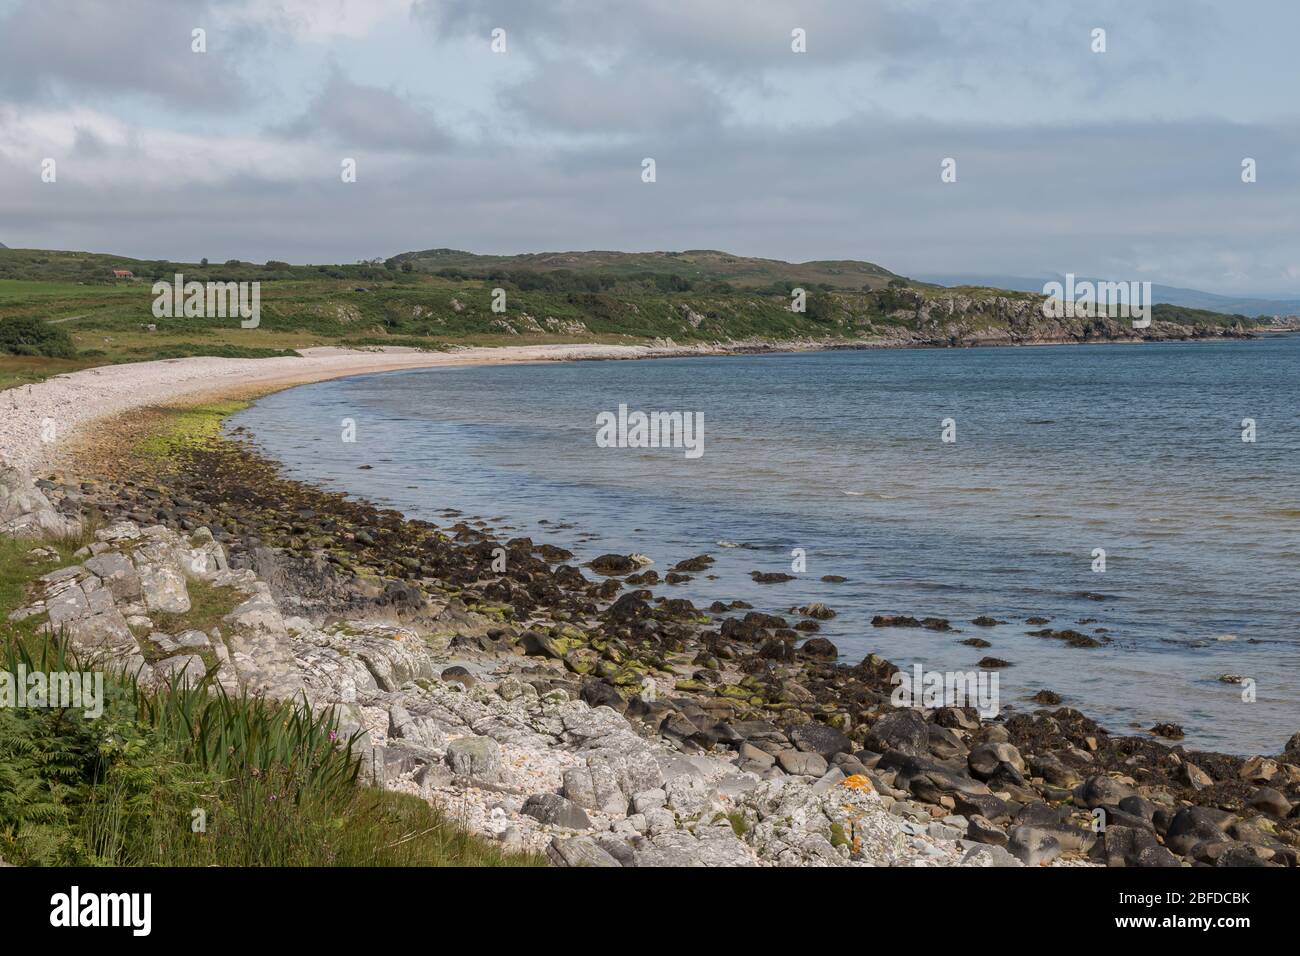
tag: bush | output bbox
[0,316,76,358]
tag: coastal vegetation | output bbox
[0,533,542,867]
[0,246,1264,389]
[0,424,543,867]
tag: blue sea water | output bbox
[229,336,1300,754]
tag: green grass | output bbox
[134,399,252,458]
[0,534,543,867]
[0,245,1269,391]
[0,355,96,390]
[148,579,244,637]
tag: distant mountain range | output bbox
[915,273,1300,317]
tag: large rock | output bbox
[777,750,828,776]
[84,552,142,601]
[1073,774,1137,810]
[1007,826,1063,866]
[445,736,501,778]
[0,464,80,539]
[1165,806,1233,856]
[387,704,446,751]
[863,709,930,757]
[521,793,593,830]
[627,826,757,867]
[547,835,621,867]
[789,722,852,759]
[138,563,190,614]
[1103,826,1180,867]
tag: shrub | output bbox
[0,316,76,358]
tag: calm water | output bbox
[230,337,1300,754]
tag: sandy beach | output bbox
[0,343,733,474]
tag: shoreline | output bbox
[0,329,1265,475]
[3,340,1298,867]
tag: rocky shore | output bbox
[4,404,1297,868]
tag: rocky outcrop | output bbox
[12,519,997,868]
[0,462,81,539]
[21,432,1294,869]
[867,292,1251,349]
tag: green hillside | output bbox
[0,246,1263,390]
[392,247,909,292]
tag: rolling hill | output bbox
[0,245,1265,389]
[390,248,908,291]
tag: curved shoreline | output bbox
[5,343,1298,867]
[0,343,708,474]
[1,330,1269,475]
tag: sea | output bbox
[228,335,1300,754]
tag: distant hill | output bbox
[0,242,7,249]
[390,248,908,292]
[917,273,1300,317]
[0,245,1262,377]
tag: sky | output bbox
[1,0,1298,295]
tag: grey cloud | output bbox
[4,116,1297,293]
[0,0,258,110]
[419,0,936,66]
[277,67,451,151]
[499,57,726,134]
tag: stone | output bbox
[968,742,1026,785]
[387,704,446,751]
[863,709,930,757]
[776,750,828,776]
[440,665,476,689]
[1181,762,1213,789]
[521,793,593,830]
[1103,825,1179,868]
[800,603,836,620]
[45,583,89,628]
[546,835,621,867]
[562,768,598,809]
[445,736,501,778]
[797,637,838,659]
[627,826,756,867]
[789,722,852,759]
[1073,774,1136,810]
[0,464,81,539]
[1007,826,1063,866]
[810,767,846,793]
[1247,787,1292,818]
[138,563,191,614]
[151,654,208,686]
[83,552,142,601]
[738,742,776,771]
[958,844,1023,867]
[1165,806,1233,856]
[966,815,1008,846]
[1239,756,1279,783]
[631,788,668,814]
[928,821,963,841]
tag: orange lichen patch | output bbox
[841,774,875,792]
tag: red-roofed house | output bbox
[112,268,134,279]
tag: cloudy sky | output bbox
[2,0,1298,294]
